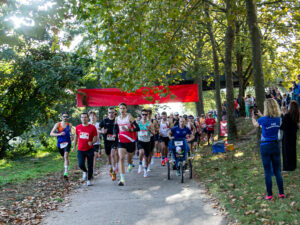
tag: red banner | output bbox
[77,84,199,107]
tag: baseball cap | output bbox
[174,112,179,116]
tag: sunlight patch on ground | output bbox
[165,188,195,203]
[132,190,153,200]
[234,152,244,158]
[35,151,50,158]
[149,185,161,191]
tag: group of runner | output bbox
[50,103,217,186]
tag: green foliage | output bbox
[0,46,87,158]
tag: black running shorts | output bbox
[118,142,136,153]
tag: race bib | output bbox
[60,142,68,149]
[80,132,89,140]
[120,125,128,131]
[140,131,148,136]
[174,141,183,146]
[107,134,115,141]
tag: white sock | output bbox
[64,166,68,172]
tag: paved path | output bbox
[42,158,227,225]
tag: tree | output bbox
[224,0,238,140]
[0,46,88,158]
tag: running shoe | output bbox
[164,157,168,163]
[144,169,148,178]
[127,164,133,173]
[64,172,68,178]
[87,180,92,186]
[111,172,117,181]
[118,180,125,186]
[109,168,113,177]
[147,167,151,173]
[82,172,87,181]
[265,195,273,200]
[279,194,285,199]
[158,153,161,158]
[161,160,165,166]
[154,152,158,158]
[138,164,143,174]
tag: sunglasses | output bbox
[142,114,148,116]
[62,116,69,118]
[108,112,114,114]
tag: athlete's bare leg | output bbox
[118,148,126,174]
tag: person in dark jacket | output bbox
[280,100,299,171]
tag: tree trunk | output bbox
[194,76,204,115]
[238,77,246,117]
[225,0,237,140]
[246,0,265,146]
[235,21,246,117]
[194,31,205,116]
[204,6,222,138]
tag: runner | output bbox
[115,103,140,186]
[205,113,216,145]
[168,117,194,176]
[99,107,118,181]
[137,109,155,177]
[50,112,73,178]
[159,111,173,166]
[173,112,180,127]
[200,114,207,142]
[73,113,98,186]
[187,115,200,154]
[148,109,158,169]
[154,113,161,158]
[88,111,101,171]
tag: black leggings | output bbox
[77,149,94,180]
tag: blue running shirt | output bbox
[257,116,280,145]
[171,126,192,139]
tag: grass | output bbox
[194,118,300,224]
[0,150,79,186]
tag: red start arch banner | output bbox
[77,84,199,107]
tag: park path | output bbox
[42,157,227,225]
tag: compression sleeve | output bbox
[132,121,140,132]
[113,124,119,135]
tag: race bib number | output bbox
[174,141,183,146]
[80,132,89,140]
[120,125,128,131]
[140,131,148,136]
[107,134,115,141]
[60,142,68,149]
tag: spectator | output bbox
[288,87,293,104]
[280,100,299,172]
[297,75,300,106]
[245,94,252,119]
[252,98,284,200]
[234,98,239,118]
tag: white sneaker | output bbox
[151,158,154,165]
[87,180,92,186]
[144,169,148,178]
[147,167,151,172]
[138,165,143,174]
[82,172,87,181]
